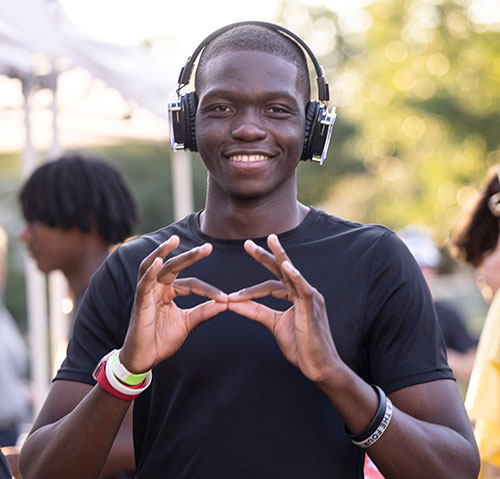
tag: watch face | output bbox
[92,361,105,381]
[92,350,115,380]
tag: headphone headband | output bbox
[176,21,330,102]
[168,21,336,164]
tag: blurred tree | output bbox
[276,0,500,249]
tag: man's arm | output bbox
[228,234,480,479]
[20,380,132,479]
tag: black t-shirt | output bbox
[0,451,11,479]
[434,300,477,353]
[56,208,453,478]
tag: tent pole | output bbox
[46,69,70,374]
[21,76,50,415]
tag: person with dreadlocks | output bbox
[18,153,139,479]
[453,166,500,478]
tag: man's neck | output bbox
[200,194,309,240]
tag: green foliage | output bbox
[277,0,500,248]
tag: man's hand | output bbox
[120,235,228,374]
[227,234,340,383]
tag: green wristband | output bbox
[109,349,151,386]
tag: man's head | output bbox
[190,25,317,201]
[19,153,138,273]
[195,24,311,104]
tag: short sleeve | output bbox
[362,231,453,393]
[0,451,12,479]
[54,247,137,385]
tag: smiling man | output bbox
[19,23,479,479]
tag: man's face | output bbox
[19,221,83,274]
[476,237,500,303]
[195,50,307,199]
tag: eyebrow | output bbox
[200,88,302,107]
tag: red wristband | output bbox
[94,359,140,400]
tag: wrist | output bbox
[112,349,151,386]
[93,350,152,400]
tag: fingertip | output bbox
[199,242,213,256]
[244,239,255,250]
[170,235,180,246]
[267,234,279,246]
[160,235,179,249]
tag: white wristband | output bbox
[109,349,151,386]
[104,354,152,396]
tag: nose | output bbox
[231,109,266,142]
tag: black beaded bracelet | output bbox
[345,385,387,443]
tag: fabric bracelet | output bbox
[346,385,393,448]
[109,349,151,386]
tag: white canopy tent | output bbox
[0,0,193,413]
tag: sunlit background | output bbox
[1,0,500,403]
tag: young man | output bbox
[19,24,479,478]
[19,153,139,324]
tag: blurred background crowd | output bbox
[1,0,500,477]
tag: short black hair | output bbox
[194,24,311,101]
[19,153,139,245]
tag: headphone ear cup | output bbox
[302,101,320,161]
[183,92,198,152]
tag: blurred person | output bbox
[19,153,139,330]
[0,226,31,448]
[398,225,477,386]
[19,23,479,479]
[453,166,500,478]
[18,153,139,479]
[0,226,30,479]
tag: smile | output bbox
[228,154,271,163]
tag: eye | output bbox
[265,105,292,116]
[210,104,232,114]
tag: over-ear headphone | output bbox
[168,21,336,165]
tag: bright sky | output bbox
[59,0,500,50]
[59,0,371,51]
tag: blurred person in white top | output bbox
[0,226,31,448]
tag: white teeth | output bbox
[229,154,269,162]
